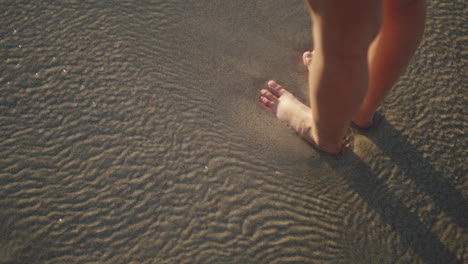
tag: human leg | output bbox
[260,0,383,154]
[352,0,426,128]
[304,0,382,151]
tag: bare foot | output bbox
[351,110,374,130]
[302,51,314,69]
[351,114,374,130]
[260,80,342,154]
[302,50,374,130]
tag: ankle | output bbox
[315,139,343,154]
[352,112,374,129]
[310,130,343,154]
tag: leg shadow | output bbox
[368,113,467,230]
[319,113,465,263]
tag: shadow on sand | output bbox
[323,113,465,264]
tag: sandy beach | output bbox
[0,0,466,263]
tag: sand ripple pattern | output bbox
[1,0,466,263]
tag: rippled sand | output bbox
[0,0,466,263]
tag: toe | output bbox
[260,103,272,111]
[260,95,275,110]
[260,89,278,101]
[267,80,284,97]
[302,51,313,67]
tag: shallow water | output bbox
[1,0,466,263]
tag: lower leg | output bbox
[260,0,383,154]
[260,50,372,154]
[306,0,382,151]
[307,48,369,151]
[352,0,426,127]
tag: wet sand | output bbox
[0,0,466,263]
